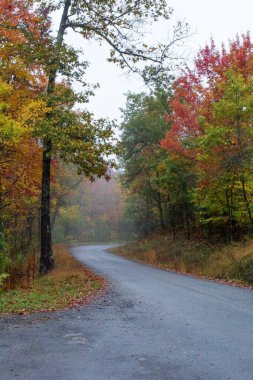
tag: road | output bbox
[1,244,253,380]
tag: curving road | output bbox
[1,244,253,380]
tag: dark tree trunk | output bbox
[39,0,71,274]
[40,139,54,274]
[156,193,165,231]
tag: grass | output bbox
[0,244,104,314]
[109,233,253,287]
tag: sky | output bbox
[62,0,253,121]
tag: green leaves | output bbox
[65,0,189,82]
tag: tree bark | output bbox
[39,0,71,274]
[40,139,54,274]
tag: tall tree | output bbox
[37,0,189,273]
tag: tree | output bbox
[195,70,253,239]
[120,91,172,234]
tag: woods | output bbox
[121,35,253,243]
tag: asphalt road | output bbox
[1,244,253,380]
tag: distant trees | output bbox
[121,34,253,242]
[51,164,130,243]
[120,90,195,237]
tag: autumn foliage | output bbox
[161,34,253,239]
[120,34,253,243]
[0,0,117,284]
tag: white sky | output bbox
[61,0,253,121]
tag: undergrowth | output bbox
[0,244,103,314]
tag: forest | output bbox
[121,35,253,242]
[1,0,253,302]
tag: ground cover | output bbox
[0,244,104,314]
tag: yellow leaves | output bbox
[0,115,23,146]
[19,99,50,131]
[0,80,11,97]
[0,80,49,147]
[0,80,24,146]
[156,161,166,172]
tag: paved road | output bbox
[1,244,253,380]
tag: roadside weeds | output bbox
[109,235,253,290]
[0,244,107,315]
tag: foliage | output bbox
[0,0,130,275]
[120,91,172,234]
[120,89,196,237]
[161,34,253,241]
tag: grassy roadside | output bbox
[109,233,253,288]
[0,244,105,314]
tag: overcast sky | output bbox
[62,0,253,121]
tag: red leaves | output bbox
[0,0,41,42]
[161,34,253,159]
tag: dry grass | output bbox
[110,234,253,287]
[229,240,253,260]
[0,244,105,314]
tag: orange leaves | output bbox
[0,0,48,234]
[0,0,41,42]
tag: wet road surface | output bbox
[1,244,253,379]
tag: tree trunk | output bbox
[39,0,71,274]
[40,139,54,274]
[156,193,166,231]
